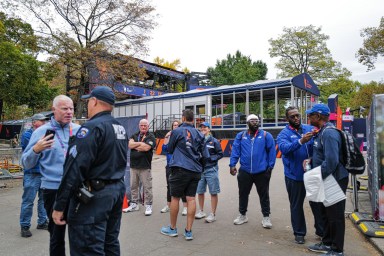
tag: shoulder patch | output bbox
[77,127,89,138]
[149,141,154,145]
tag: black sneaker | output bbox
[37,221,49,230]
[295,235,305,244]
[308,242,331,253]
[21,227,32,238]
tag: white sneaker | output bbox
[123,203,139,213]
[195,210,206,219]
[181,207,187,216]
[160,205,170,213]
[205,213,216,223]
[262,216,272,228]
[234,214,248,225]
[145,205,153,216]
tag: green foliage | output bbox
[351,81,384,115]
[0,12,38,54]
[357,17,384,71]
[269,25,351,83]
[1,0,157,117]
[0,13,57,119]
[207,50,268,85]
[319,77,361,111]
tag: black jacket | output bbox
[54,111,128,211]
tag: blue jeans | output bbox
[20,173,48,228]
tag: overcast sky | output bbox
[146,0,383,84]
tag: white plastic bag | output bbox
[304,166,325,202]
[322,174,346,207]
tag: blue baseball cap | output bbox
[199,122,211,128]
[81,86,115,105]
[305,104,330,116]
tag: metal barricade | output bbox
[0,147,23,179]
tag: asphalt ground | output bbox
[0,156,381,256]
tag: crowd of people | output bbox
[18,87,347,256]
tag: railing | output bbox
[150,114,211,132]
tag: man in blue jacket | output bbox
[277,106,325,244]
[161,109,204,240]
[21,95,80,256]
[19,113,49,238]
[229,114,276,228]
[307,104,348,256]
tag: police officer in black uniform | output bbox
[52,86,128,256]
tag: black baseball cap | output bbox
[81,86,115,105]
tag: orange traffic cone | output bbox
[122,194,129,212]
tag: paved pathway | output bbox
[0,156,380,256]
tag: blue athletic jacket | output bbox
[168,123,204,173]
[202,135,223,169]
[162,143,172,166]
[277,124,313,181]
[20,128,40,174]
[229,129,276,174]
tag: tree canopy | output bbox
[0,13,57,119]
[357,17,384,71]
[319,77,360,111]
[1,0,157,117]
[351,81,384,116]
[206,50,267,86]
[268,25,351,84]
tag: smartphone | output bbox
[44,129,56,139]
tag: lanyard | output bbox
[50,121,72,155]
[288,125,302,135]
[138,133,146,142]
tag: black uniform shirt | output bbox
[130,131,156,169]
[53,111,128,211]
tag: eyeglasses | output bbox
[288,114,301,119]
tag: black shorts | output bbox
[169,167,201,198]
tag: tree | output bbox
[319,77,361,111]
[269,25,351,83]
[2,0,157,117]
[207,50,267,86]
[153,57,189,92]
[357,17,384,71]
[0,13,57,119]
[351,81,384,116]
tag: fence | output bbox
[0,147,23,179]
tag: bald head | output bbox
[52,95,74,125]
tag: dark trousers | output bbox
[309,201,326,237]
[237,169,272,216]
[285,177,306,236]
[322,177,349,253]
[42,189,66,256]
[67,181,125,256]
[166,166,186,203]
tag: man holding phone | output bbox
[21,95,80,256]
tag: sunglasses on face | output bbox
[288,114,301,119]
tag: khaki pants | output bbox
[130,168,153,205]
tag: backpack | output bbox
[321,127,365,175]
